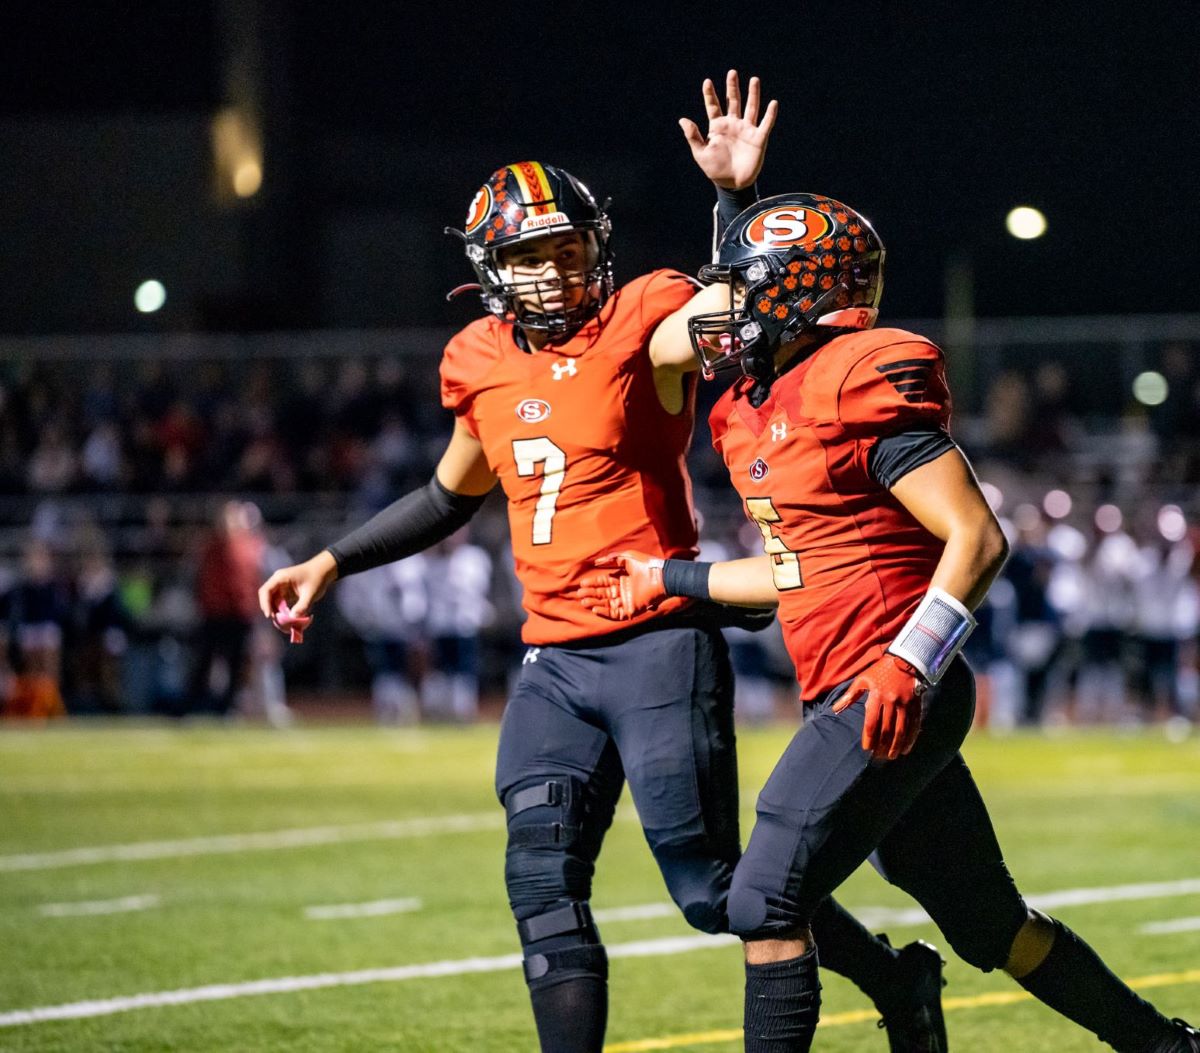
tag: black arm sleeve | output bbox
[713,184,760,255]
[867,428,958,490]
[325,476,489,578]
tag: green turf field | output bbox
[1,722,1197,1052]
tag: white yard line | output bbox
[850,877,1200,930]
[594,904,678,923]
[0,813,503,873]
[37,895,161,918]
[595,878,1200,933]
[1140,916,1200,935]
[304,898,423,920]
[0,933,736,1028]
[2,877,1198,1027]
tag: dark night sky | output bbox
[3,1,1198,329]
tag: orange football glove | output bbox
[831,653,927,760]
[578,551,667,621]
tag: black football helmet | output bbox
[447,162,614,336]
[689,193,884,404]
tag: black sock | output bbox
[529,973,607,1053]
[1016,919,1174,1052]
[744,947,821,1052]
[809,897,900,1011]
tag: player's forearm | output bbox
[708,556,779,608]
[928,518,1010,612]
[325,476,487,578]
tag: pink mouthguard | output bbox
[275,600,314,644]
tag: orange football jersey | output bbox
[710,328,953,699]
[441,270,700,644]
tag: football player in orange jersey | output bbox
[260,75,951,1053]
[580,195,1200,1052]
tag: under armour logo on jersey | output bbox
[876,358,935,404]
[749,458,769,481]
[770,422,787,442]
[523,648,541,665]
[551,359,577,381]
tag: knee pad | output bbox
[727,884,773,940]
[649,841,733,935]
[504,777,593,913]
[940,897,1030,972]
[517,901,608,993]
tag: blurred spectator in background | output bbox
[420,531,492,723]
[241,503,295,727]
[187,500,263,717]
[70,531,135,714]
[982,370,1032,466]
[335,554,428,724]
[1132,509,1199,725]
[1005,505,1063,726]
[1150,343,1200,482]
[1075,506,1139,723]
[0,538,70,719]
[1027,361,1077,465]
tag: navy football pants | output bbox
[496,624,742,932]
[728,657,1029,971]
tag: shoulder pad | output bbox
[830,329,951,434]
[440,317,502,414]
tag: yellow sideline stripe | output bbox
[603,968,1200,1052]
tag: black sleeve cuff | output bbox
[868,428,957,489]
[713,184,759,253]
[661,559,712,601]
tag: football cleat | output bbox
[1155,1018,1200,1052]
[875,937,949,1053]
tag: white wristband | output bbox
[886,587,976,684]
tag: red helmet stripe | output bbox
[510,162,555,215]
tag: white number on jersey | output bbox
[745,497,804,591]
[512,437,567,545]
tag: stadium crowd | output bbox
[2,345,1199,729]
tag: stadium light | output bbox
[234,159,262,198]
[1132,371,1169,406]
[980,481,1004,512]
[1005,206,1047,240]
[134,280,166,314]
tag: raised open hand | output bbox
[679,69,779,190]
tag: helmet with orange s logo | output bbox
[689,193,884,404]
[446,161,614,336]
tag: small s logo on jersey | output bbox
[465,185,493,234]
[749,458,769,481]
[743,207,832,249]
[516,398,551,423]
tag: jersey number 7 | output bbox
[513,437,566,545]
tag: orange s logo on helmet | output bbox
[743,208,832,249]
[465,185,493,234]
